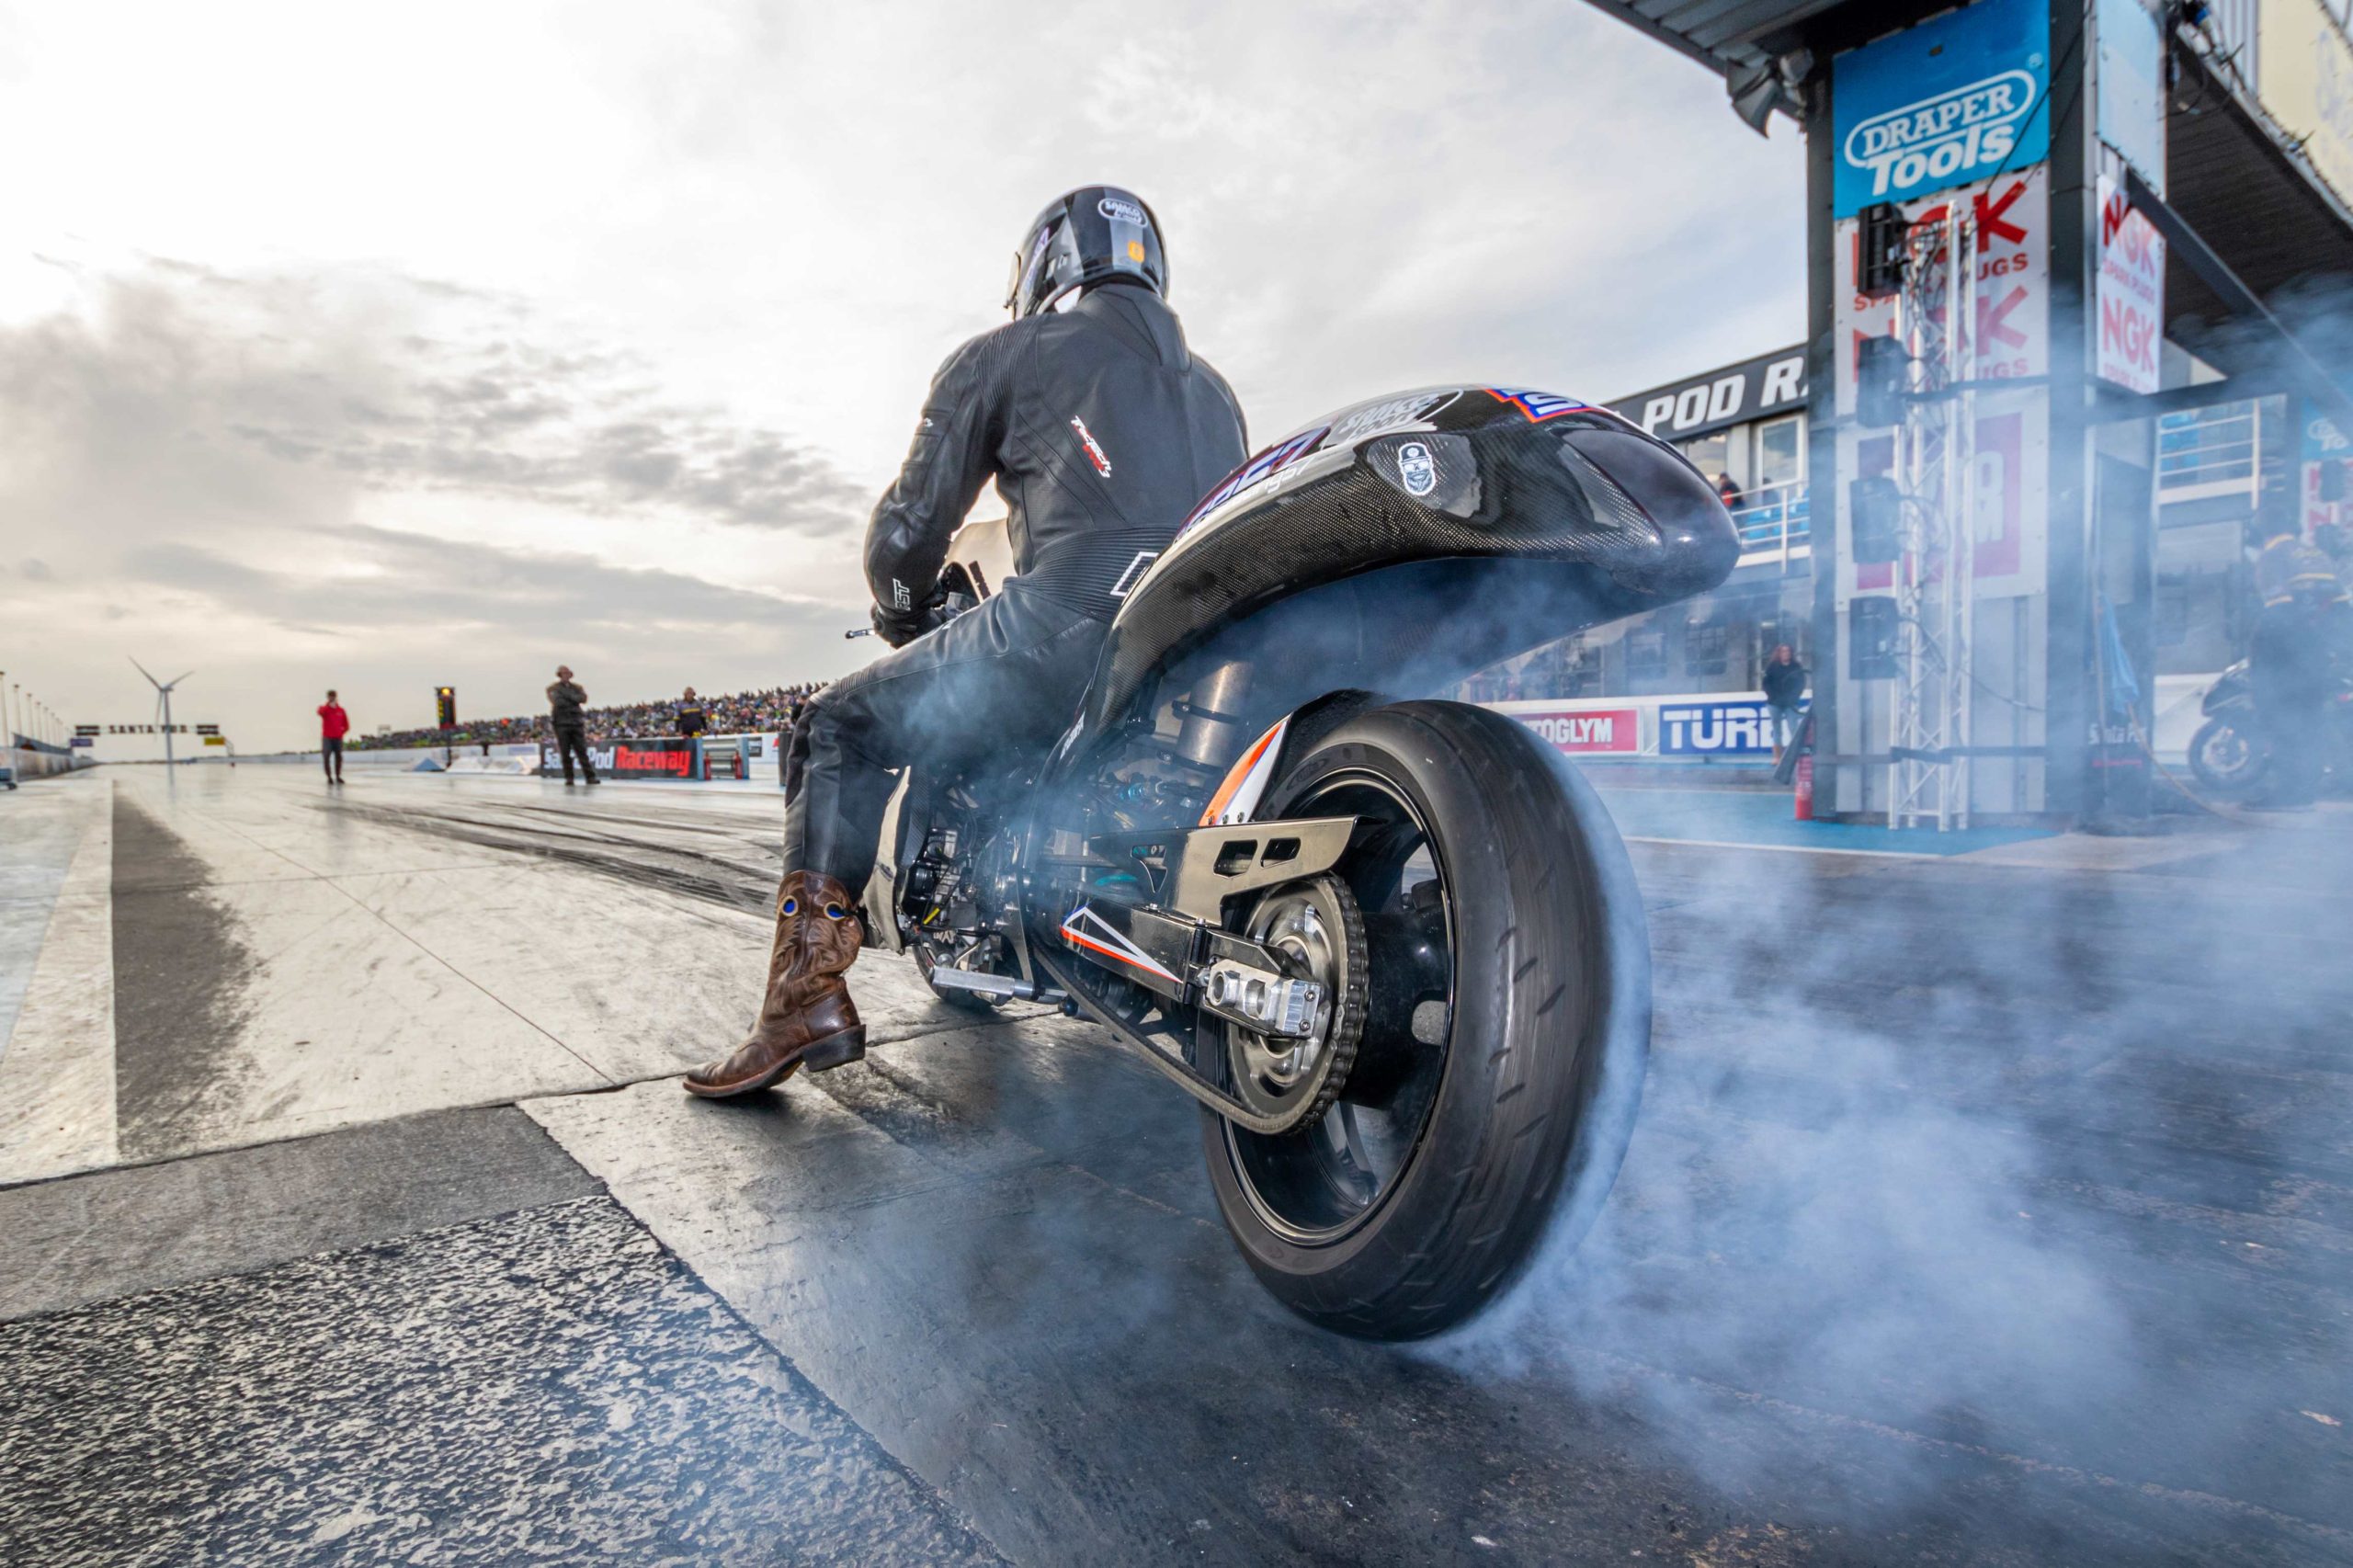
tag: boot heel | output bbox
[803,1027,868,1073]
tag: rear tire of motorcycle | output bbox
[1199,699,1649,1341]
[2188,715,2268,796]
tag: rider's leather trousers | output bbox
[782,580,1108,892]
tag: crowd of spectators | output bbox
[349,683,825,751]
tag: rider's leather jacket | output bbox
[866,281,1247,623]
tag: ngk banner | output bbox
[1835,168,2050,393]
[1830,165,2052,604]
[1833,0,2050,217]
[2095,172,2164,394]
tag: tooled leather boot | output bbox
[684,870,867,1097]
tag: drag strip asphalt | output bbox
[2,767,2347,1566]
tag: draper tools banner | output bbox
[1833,0,2051,218]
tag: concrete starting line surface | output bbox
[0,767,2347,1566]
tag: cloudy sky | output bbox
[0,0,1803,755]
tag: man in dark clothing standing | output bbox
[687,185,1248,1099]
[1762,644,1807,764]
[548,665,598,787]
[2247,528,2346,810]
[317,690,349,784]
[676,686,710,780]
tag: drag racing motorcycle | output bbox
[2188,657,2353,795]
[863,387,1736,1339]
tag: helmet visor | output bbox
[1007,213,1060,318]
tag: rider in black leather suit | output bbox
[687,186,1248,1098]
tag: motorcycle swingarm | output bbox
[1030,942,1306,1136]
[1041,820,1359,1134]
[1052,895,1294,1006]
[1081,815,1357,924]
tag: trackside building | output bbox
[1564,0,2353,826]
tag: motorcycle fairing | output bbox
[861,770,915,954]
[1047,383,1739,782]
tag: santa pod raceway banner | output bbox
[540,738,697,779]
[1833,0,2051,218]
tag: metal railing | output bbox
[1728,480,1811,564]
[2156,401,2261,504]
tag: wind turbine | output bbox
[131,658,194,767]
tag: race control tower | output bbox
[1582,0,2353,826]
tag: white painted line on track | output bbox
[0,780,119,1185]
[1624,834,1952,861]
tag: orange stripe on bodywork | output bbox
[1201,719,1286,826]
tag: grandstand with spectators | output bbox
[350,683,825,750]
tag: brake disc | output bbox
[1225,875,1369,1134]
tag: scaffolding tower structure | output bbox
[1887,203,1981,830]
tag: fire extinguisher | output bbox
[1794,754,1814,821]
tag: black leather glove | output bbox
[871,599,927,648]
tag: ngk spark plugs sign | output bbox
[1510,706,1640,756]
[1831,166,2052,604]
[1834,0,2051,217]
[2095,174,2164,394]
[1658,700,1781,756]
[1835,169,2050,392]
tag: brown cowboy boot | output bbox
[684,870,867,1097]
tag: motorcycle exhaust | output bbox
[926,966,1068,1006]
[1173,659,1254,772]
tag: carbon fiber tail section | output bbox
[1068,385,1739,747]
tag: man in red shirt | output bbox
[317,689,350,784]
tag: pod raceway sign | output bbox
[1833,0,2051,218]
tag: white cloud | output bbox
[0,0,1802,753]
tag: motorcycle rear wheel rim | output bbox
[1222,770,1456,1245]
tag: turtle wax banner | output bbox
[1834,0,2051,217]
[1657,699,1783,757]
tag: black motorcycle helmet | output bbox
[1006,185,1167,319]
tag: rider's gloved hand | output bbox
[871,599,928,648]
